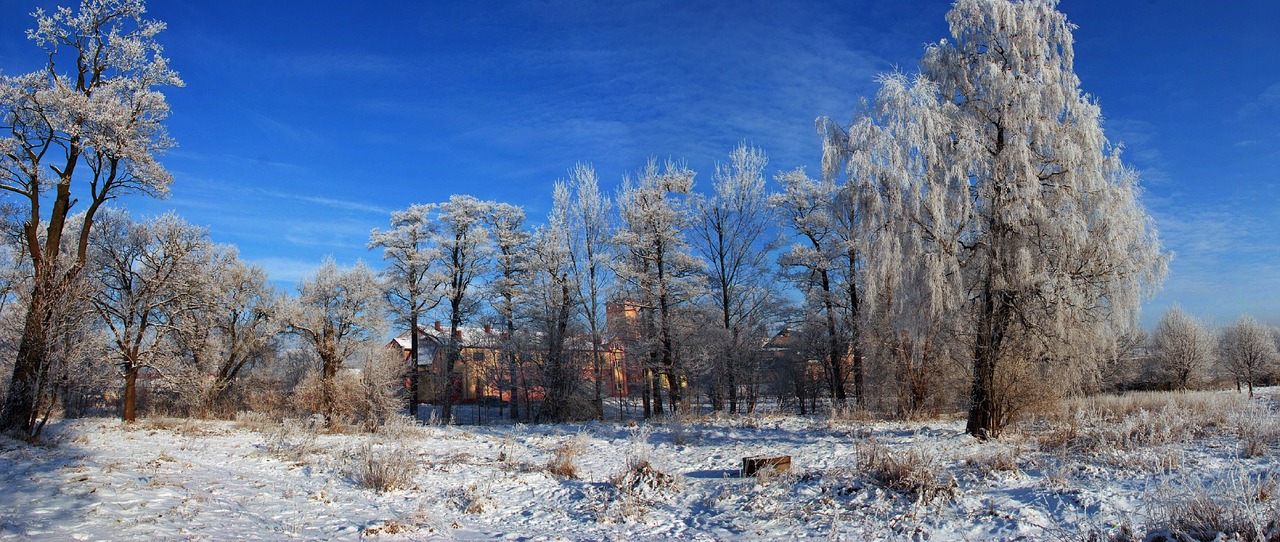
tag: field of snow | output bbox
[3,390,1280,541]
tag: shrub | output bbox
[857,439,955,504]
[611,456,675,500]
[292,369,360,429]
[1235,403,1280,458]
[1152,471,1280,541]
[607,424,674,504]
[264,420,320,463]
[350,442,419,492]
[546,433,589,479]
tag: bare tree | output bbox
[1217,315,1276,397]
[770,168,847,406]
[285,258,385,428]
[690,143,775,413]
[88,210,210,422]
[370,204,442,418]
[0,0,183,436]
[821,0,1166,438]
[1150,306,1214,391]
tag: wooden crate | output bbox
[741,455,791,477]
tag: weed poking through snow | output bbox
[349,442,418,492]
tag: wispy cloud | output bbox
[249,257,320,287]
[1237,81,1280,119]
[1105,117,1173,187]
[253,189,390,216]
[273,52,408,79]
[248,113,327,147]
[1144,199,1280,327]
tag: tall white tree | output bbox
[1217,315,1276,397]
[285,258,384,428]
[525,184,582,421]
[691,143,775,413]
[0,0,183,435]
[484,202,530,420]
[822,0,1166,438]
[614,159,699,416]
[561,163,613,420]
[430,195,492,423]
[369,204,442,418]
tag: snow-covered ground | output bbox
[3,390,1279,541]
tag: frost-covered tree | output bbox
[822,0,1165,438]
[484,202,530,420]
[560,164,613,419]
[1216,316,1276,397]
[615,159,699,416]
[525,184,583,421]
[369,204,442,418]
[88,210,211,422]
[0,0,183,436]
[691,143,775,413]
[1150,306,1214,391]
[285,258,384,428]
[429,195,492,423]
[165,247,280,417]
[770,168,848,406]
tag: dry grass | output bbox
[349,442,419,492]
[826,403,879,427]
[668,416,700,446]
[139,417,219,437]
[603,424,676,514]
[963,444,1023,477]
[263,421,320,463]
[1034,390,1247,455]
[857,438,956,504]
[546,433,589,479]
[611,458,675,499]
[1234,403,1280,458]
[233,411,278,432]
[372,414,426,440]
[1153,471,1280,541]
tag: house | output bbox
[389,314,635,407]
[388,321,504,404]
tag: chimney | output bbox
[454,329,462,339]
[434,321,442,332]
[484,324,492,334]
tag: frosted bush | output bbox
[349,442,418,492]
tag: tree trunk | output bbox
[819,270,846,405]
[642,366,652,419]
[322,353,338,428]
[408,312,420,419]
[441,309,463,424]
[122,366,139,423]
[650,367,664,416]
[966,280,1010,439]
[1,285,53,435]
[665,371,682,415]
[508,351,520,421]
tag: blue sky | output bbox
[2,1,1278,328]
